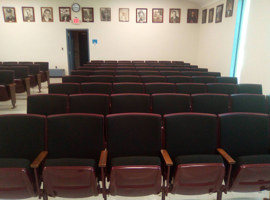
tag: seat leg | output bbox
[217,190,222,200]
[36,74,41,92]
[162,190,165,200]
[8,83,16,108]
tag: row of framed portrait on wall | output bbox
[2,0,234,24]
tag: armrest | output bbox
[98,149,108,168]
[30,151,48,168]
[161,149,173,166]
[217,148,236,165]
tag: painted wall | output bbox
[0,0,201,74]
[197,0,238,77]
[239,0,270,94]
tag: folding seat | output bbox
[236,83,263,94]
[176,83,207,94]
[48,83,80,95]
[70,70,94,76]
[132,60,145,64]
[152,93,191,115]
[89,75,114,83]
[189,65,198,69]
[145,60,158,64]
[181,71,202,76]
[0,70,16,108]
[137,71,160,76]
[69,94,110,115]
[217,77,238,84]
[43,113,106,199]
[112,82,145,93]
[192,76,217,83]
[111,93,151,113]
[115,70,137,75]
[114,75,141,83]
[145,83,176,94]
[155,67,176,71]
[116,67,135,70]
[159,71,181,76]
[192,94,230,114]
[207,83,236,95]
[219,113,270,194]
[159,61,171,64]
[2,61,18,65]
[91,60,104,63]
[81,82,112,94]
[92,70,115,76]
[62,75,91,83]
[34,62,50,85]
[19,62,33,64]
[105,60,117,64]
[267,95,270,114]
[26,64,42,92]
[136,67,155,71]
[164,113,225,198]
[0,114,46,199]
[174,67,192,71]
[106,113,171,199]
[77,67,97,70]
[195,68,208,72]
[200,72,221,77]
[141,75,167,83]
[118,60,132,64]
[166,76,192,83]
[231,94,267,113]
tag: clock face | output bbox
[72,3,80,12]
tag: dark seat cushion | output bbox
[45,158,96,168]
[111,156,161,166]
[237,155,270,166]
[175,154,224,165]
[0,158,31,170]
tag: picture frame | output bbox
[59,7,71,22]
[187,9,198,23]
[202,9,207,24]
[216,4,224,23]
[2,7,16,23]
[82,7,94,22]
[152,8,163,23]
[136,8,147,23]
[22,7,35,22]
[100,7,111,21]
[208,8,214,23]
[119,8,129,22]
[169,8,180,23]
[225,0,234,17]
[41,7,53,22]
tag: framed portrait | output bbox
[22,7,35,22]
[59,7,71,22]
[2,7,16,23]
[225,0,234,17]
[100,7,111,21]
[202,9,207,24]
[187,9,198,23]
[216,4,224,23]
[136,8,147,23]
[82,7,94,22]
[208,8,214,23]
[41,7,53,22]
[119,8,129,22]
[152,8,163,23]
[169,9,180,23]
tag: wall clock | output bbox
[72,3,80,12]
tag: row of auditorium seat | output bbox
[0,112,269,200]
[27,93,270,116]
[48,82,262,95]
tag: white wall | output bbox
[197,0,238,76]
[0,0,201,74]
[240,0,270,94]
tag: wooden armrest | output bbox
[217,148,236,165]
[161,149,173,166]
[30,151,48,168]
[98,149,108,168]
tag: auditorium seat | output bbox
[217,77,238,84]
[207,83,236,94]
[34,62,50,85]
[92,70,115,76]
[192,76,217,84]
[164,113,225,198]
[111,93,151,113]
[145,83,176,94]
[115,70,138,75]
[219,113,270,194]
[152,93,191,115]
[112,82,145,93]
[0,114,46,199]
[0,70,16,108]
[231,94,267,113]
[159,71,181,76]
[106,113,170,198]
[236,83,263,94]
[81,82,112,94]
[43,113,106,199]
[166,76,192,83]
[27,94,68,115]
[176,83,207,94]
[114,75,141,82]
[70,70,94,76]
[89,75,114,83]
[137,71,160,76]
[69,94,110,115]
[141,75,167,83]
[192,94,230,114]
[62,75,91,83]
[48,83,81,95]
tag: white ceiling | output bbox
[188,0,220,7]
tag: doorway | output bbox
[66,29,89,74]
